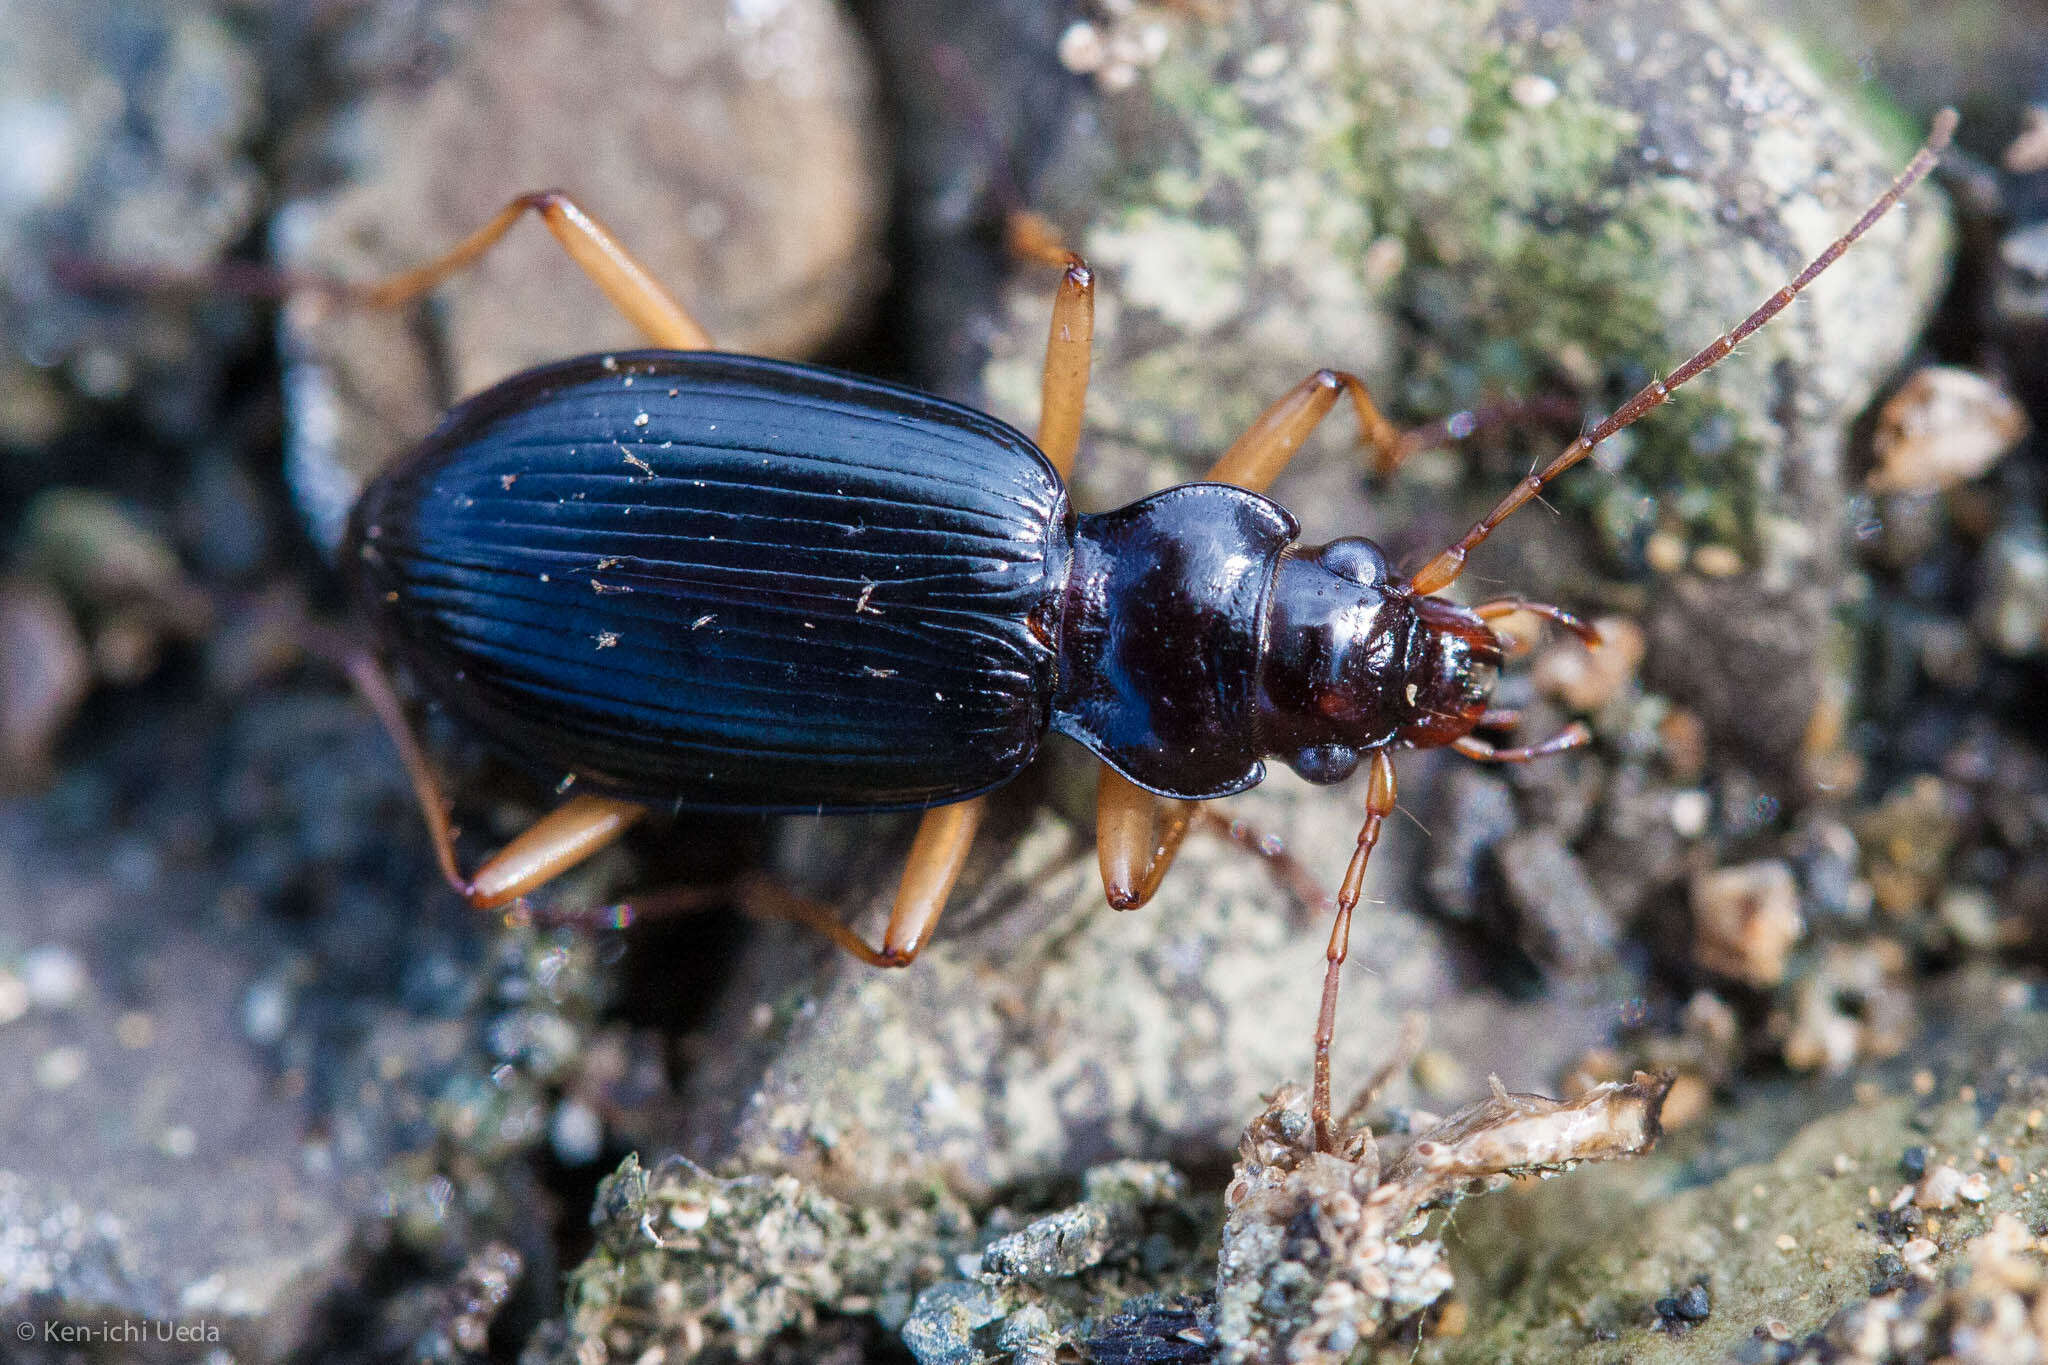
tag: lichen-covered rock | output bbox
[676,775,1627,1203]
[1411,970,2048,1363]
[529,1152,977,1363]
[276,0,888,549]
[896,1160,1212,1365]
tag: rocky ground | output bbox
[1,1,2044,1362]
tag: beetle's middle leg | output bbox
[858,258,1098,965]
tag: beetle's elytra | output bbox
[338,115,1954,1152]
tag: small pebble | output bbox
[1690,861,1803,987]
[1774,1233,1798,1252]
[1900,1145,1929,1179]
[1531,615,1644,711]
[550,1099,605,1166]
[1669,789,1711,837]
[1899,1237,1938,1266]
[1914,1164,1965,1209]
[1675,1285,1710,1320]
[1976,521,2048,656]
[1692,544,1743,577]
[115,1010,154,1048]
[1645,530,1687,574]
[1659,1074,1712,1130]
[21,944,87,1009]
[1937,887,2000,951]
[242,980,292,1044]
[1509,73,1559,107]
[35,1044,87,1089]
[1867,366,2027,493]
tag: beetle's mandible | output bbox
[338,112,1955,1151]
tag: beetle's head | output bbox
[1393,594,1503,746]
[1257,537,1497,781]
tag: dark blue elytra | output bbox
[349,351,1074,812]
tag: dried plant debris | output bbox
[1215,1072,1673,1364]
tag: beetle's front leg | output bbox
[1313,749,1397,1152]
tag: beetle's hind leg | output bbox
[336,190,713,351]
[338,647,646,909]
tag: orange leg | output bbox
[1096,770,1198,910]
[346,190,712,351]
[341,646,646,908]
[1207,369,1408,493]
[859,257,1096,965]
[1452,722,1592,765]
[1313,749,1397,1152]
[339,192,714,908]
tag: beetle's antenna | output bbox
[1406,108,1957,598]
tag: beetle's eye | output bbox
[1319,537,1389,586]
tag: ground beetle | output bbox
[338,113,1954,1149]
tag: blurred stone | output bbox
[1857,775,1964,919]
[1780,942,1913,1074]
[18,486,212,619]
[1436,1029,2048,1362]
[1422,765,1518,922]
[1531,616,1645,714]
[0,0,264,446]
[1691,859,1803,988]
[1495,829,1619,977]
[1975,517,2048,657]
[1866,366,2027,494]
[0,577,90,785]
[0,811,352,1355]
[276,0,887,550]
[533,1152,979,1365]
